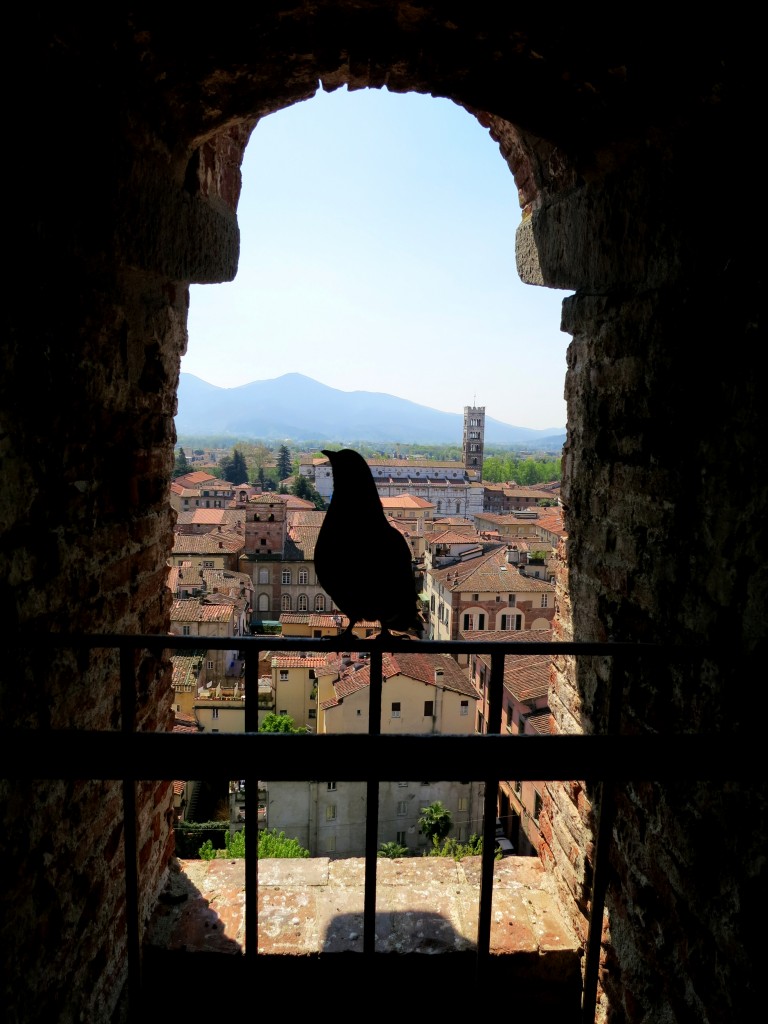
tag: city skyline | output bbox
[182,86,571,431]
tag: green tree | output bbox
[220,447,249,484]
[291,474,326,509]
[258,712,307,734]
[378,841,410,858]
[424,833,490,860]
[258,828,310,859]
[276,444,292,480]
[224,830,246,858]
[198,838,217,860]
[418,800,453,844]
[173,447,190,478]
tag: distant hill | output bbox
[175,372,566,446]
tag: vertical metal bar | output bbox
[363,644,383,956]
[244,640,260,967]
[582,650,625,1023]
[476,649,506,979]
[120,643,141,1012]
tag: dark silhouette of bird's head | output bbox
[314,448,424,639]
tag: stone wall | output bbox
[2,9,763,1023]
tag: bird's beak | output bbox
[321,449,332,460]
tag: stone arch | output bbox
[5,12,759,1024]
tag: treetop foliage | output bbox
[259,712,307,734]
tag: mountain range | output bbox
[175,372,566,447]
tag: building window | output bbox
[279,709,287,716]
[424,700,434,717]
[396,801,408,816]
[506,706,513,730]
[534,791,543,822]
[202,560,214,568]
[327,782,337,791]
[258,569,269,584]
[396,831,407,846]
[281,570,291,585]
[508,595,516,606]
[258,593,269,612]
[514,780,522,796]
[281,594,291,611]
[298,594,308,612]
[298,568,308,585]
[207,661,213,669]
[391,702,401,719]
[314,594,326,612]
[541,594,549,607]
[326,835,336,852]
[308,708,317,719]
[326,805,337,821]
[279,670,288,681]
[463,614,471,631]
[458,797,468,811]
[478,613,485,630]
[460,700,469,716]
[398,781,408,787]
[182,625,190,636]
[212,709,219,720]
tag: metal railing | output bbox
[1,632,753,1021]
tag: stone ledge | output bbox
[147,855,582,969]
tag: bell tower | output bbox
[462,404,485,481]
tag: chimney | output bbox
[434,669,444,686]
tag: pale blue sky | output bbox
[183,86,571,431]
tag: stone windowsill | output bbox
[146,854,582,974]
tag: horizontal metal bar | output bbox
[0,730,759,780]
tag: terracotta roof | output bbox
[469,632,553,705]
[170,599,235,623]
[380,494,436,509]
[271,655,327,668]
[171,650,206,688]
[172,532,244,554]
[279,612,379,629]
[322,651,478,707]
[428,530,482,546]
[288,510,326,528]
[251,493,314,510]
[523,708,552,735]
[285,525,321,560]
[175,508,245,526]
[429,546,555,594]
[174,471,219,487]
[460,628,553,643]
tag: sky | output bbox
[183,86,572,431]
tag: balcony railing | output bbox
[1,632,753,1022]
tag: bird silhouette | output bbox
[314,448,425,639]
